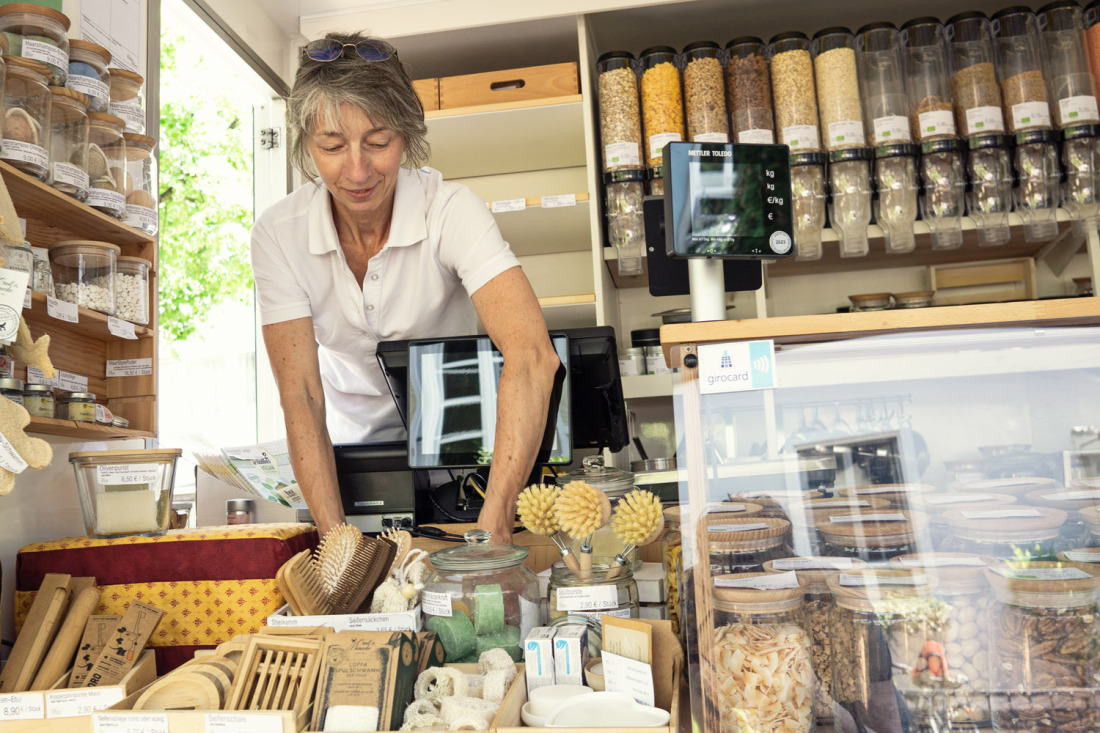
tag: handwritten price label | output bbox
[555,585,618,612]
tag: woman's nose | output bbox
[344,147,371,179]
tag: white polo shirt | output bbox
[251,166,521,444]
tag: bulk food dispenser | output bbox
[902,17,966,250]
[857,23,919,254]
[946,12,1013,246]
[813,27,872,258]
[992,6,1061,242]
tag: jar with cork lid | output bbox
[85,112,126,218]
[0,3,70,86]
[2,56,52,179]
[816,509,932,562]
[705,516,790,574]
[122,133,158,235]
[47,85,90,201]
[941,505,1068,561]
[66,39,111,113]
[108,67,144,134]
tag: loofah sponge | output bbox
[554,481,609,539]
[610,489,664,546]
[516,484,560,535]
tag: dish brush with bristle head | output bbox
[607,489,664,577]
[517,483,579,570]
[555,480,611,571]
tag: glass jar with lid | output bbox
[1025,487,1100,546]
[856,23,912,146]
[554,456,641,569]
[421,529,539,663]
[23,383,54,418]
[913,491,1017,545]
[50,240,120,315]
[595,51,643,174]
[985,562,1100,733]
[0,3,70,86]
[85,113,126,218]
[705,516,791,574]
[0,377,24,406]
[812,27,865,151]
[942,506,1067,560]
[662,505,682,634]
[725,37,774,144]
[732,489,824,522]
[839,482,936,510]
[1038,1,1099,129]
[827,568,946,729]
[2,56,52,179]
[58,391,96,422]
[816,509,932,562]
[108,67,144,134]
[769,32,821,153]
[681,41,728,143]
[114,256,150,325]
[711,573,814,732]
[805,497,890,553]
[122,133,157,235]
[65,39,110,114]
[639,46,684,173]
[48,85,90,200]
[548,562,639,623]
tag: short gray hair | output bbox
[287,31,429,178]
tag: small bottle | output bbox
[0,377,25,406]
[226,499,255,525]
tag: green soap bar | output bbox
[426,612,476,660]
[475,624,522,661]
[473,583,505,634]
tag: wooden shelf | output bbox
[24,292,153,340]
[425,96,586,178]
[539,292,597,329]
[28,415,155,440]
[0,161,155,247]
[623,372,676,399]
[495,194,591,256]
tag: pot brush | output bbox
[516,483,579,570]
[555,480,611,571]
[607,489,664,578]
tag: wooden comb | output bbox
[276,550,331,616]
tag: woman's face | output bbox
[308,102,406,223]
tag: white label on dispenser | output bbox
[840,573,928,587]
[0,692,45,720]
[205,714,283,733]
[1012,102,1051,130]
[781,125,819,152]
[829,513,907,523]
[604,142,641,168]
[961,509,1043,520]
[46,296,79,323]
[0,433,28,473]
[21,39,68,71]
[714,571,800,590]
[648,132,681,159]
[994,567,1091,581]
[491,198,525,213]
[123,205,157,232]
[421,590,452,617]
[108,316,137,339]
[966,106,1006,135]
[897,556,986,568]
[555,585,619,612]
[96,464,158,486]
[109,102,145,132]
[1044,489,1100,501]
[94,713,169,733]
[541,193,577,208]
[738,129,775,144]
[106,358,153,377]
[855,486,921,495]
[1059,95,1100,125]
[1064,551,1100,563]
[923,493,998,505]
[693,132,730,143]
[68,75,111,106]
[772,557,855,570]
[58,371,89,392]
[87,188,126,212]
[0,140,49,169]
[872,115,911,144]
[45,689,123,718]
[828,120,865,148]
[708,523,770,533]
[917,110,956,139]
[51,163,90,190]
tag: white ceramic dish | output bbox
[521,701,548,727]
[545,691,671,728]
[527,684,593,718]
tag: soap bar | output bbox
[427,611,476,660]
[475,624,521,661]
[473,584,505,634]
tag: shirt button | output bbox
[370,274,379,281]
[366,304,375,311]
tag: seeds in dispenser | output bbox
[597,65,642,170]
[683,55,727,142]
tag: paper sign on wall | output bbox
[697,340,776,395]
[0,268,30,343]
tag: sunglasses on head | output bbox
[304,38,395,63]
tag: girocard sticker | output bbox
[697,340,776,395]
[554,585,619,612]
[420,590,453,618]
[0,268,30,342]
[713,571,800,590]
[96,464,158,486]
[106,358,153,377]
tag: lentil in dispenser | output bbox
[47,86,90,201]
[725,37,774,144]
[2,57,51,180]
[682,41,728,143]
[769,32,821,154]
[640,46,683,194]
[85,113,126,218]
[946,11,1013,246]
[0,3,69,86]
[122,133,158,235]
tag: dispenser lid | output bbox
[1063,124,1100,141]
[603,169,646,185]
[597,50,635,64]
[554,455,635,496]
[968,134,1009,150]
[725,36,764,48]
[1015,129,1056,145]
[429,529,529,571]
[828,147,871,163]
[874,143,918,159]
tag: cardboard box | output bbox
[438,62,578,109]
[523,627,556,691]
[267,603,422,632]
[552,626,587,686]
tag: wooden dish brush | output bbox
[555,480,611,571]
[517,483,579,570]
[607,489,664,578]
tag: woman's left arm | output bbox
[471,267,561,543]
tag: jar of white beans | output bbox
[114,255,149,324]
[49,240,119,315]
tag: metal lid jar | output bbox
[22,383,53,418]
[595,51,643,173]
[768,32,820,153]
[725,37,774,144]
[422,529,539,663]
[58,391,96,422]
[554,456,641,569]
[815,508,932,562]
[66,39,110,113]
[49,240,119,315]
[108,67,144,134]
[48,85,90,201]
[639,46,684,173]
[681,41,728,143]
[85,112,126,218]
[114,256,150,325]
[0,3,70,86]
[122,132,157,235]
[0,377,24,406]
[2,56,52,179]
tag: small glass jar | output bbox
[226,498,254,525]
[595,51,643,173]
[639,46,684,173]
[769,32,821,152]
[812,27,865,150]
[725,37,774,144]
[0,377,24,406]
[942,506,1068,561]
[48,85,90,200]
[914,492,1017,546]
[122,133,157,235]
[85,113,126,218]
[705,517,791,574]
[31,245,53,297]
[70,448,182,539]
[2,56,52,179]
[856,23,913,145]
[114,255,150,325]
[839,483,936,510]
[630,328,669,376]
[548,562,639,622]
[711,574,814,732]
[554,456,641,569]
[108,67,144,134]
[682,41,728,143]
[662,505,682,634]
[1026,486,1100,546]
[59,391,96,422]
[50,240,120,315]
[22,383,53,417]
[65,39,110,114]
[789,152,827,260]
[985,562,1100,733]
[0,3,70,86]
[617,345,645,377]
[816,509,931,562]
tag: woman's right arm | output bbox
[262,317,345,536]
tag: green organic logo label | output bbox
[1022,116,1032,124]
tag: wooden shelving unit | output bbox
[494,193,591,257]
[28,415,155,440]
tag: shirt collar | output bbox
[307,168,428,256]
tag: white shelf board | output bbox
[622,372,676,399]
[425,96,586,179]
[540,293,596,330]
[496,199,592,256]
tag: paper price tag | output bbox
[555,585,619,612]
[961,509,1043,520]
[812,500,871,509]
[0,431,29,473]
[994,567,1091,581]
[839,573,929,587]
[58,371,89,393]
[772,557,855,570]
[1042,490,1100,501]
[47,296,79,323]
[94,712,168,733]
[602,651,655,707]
[714,571,800,590]
[205,714,284,733]
[830,513,907,523]
[490,198,526,213]
[540,193,577,208]
[46,688,123,718]
[897,556,986,568]
[421,590,452,617]
[0,692,45,721]
[1064,551,1100,563]
[708,522,769,533]
[26,365,59,387]
[854,486,920,494]
[106,358,153,377]
[108,317,137,339]
[923,493,997,505]
[737,129,775,144]
[96,464,158,485]
[708,504,747,513]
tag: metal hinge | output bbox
[259,128,280,150]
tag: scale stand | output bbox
[688,258,726,322]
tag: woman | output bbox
[250,32,560,541]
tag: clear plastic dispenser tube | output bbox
[1014,129,1062,242]
[1061,125,1100,231]
[966,134,1014,246]
[829,147,872,257]
[874,143,919,253]
[920,138,967,249]
[856,23,913,147]
[790,152,827,260]
[604,169,646,276]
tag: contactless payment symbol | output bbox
[697,340,777,395]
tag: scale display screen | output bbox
[664,142,793,258]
